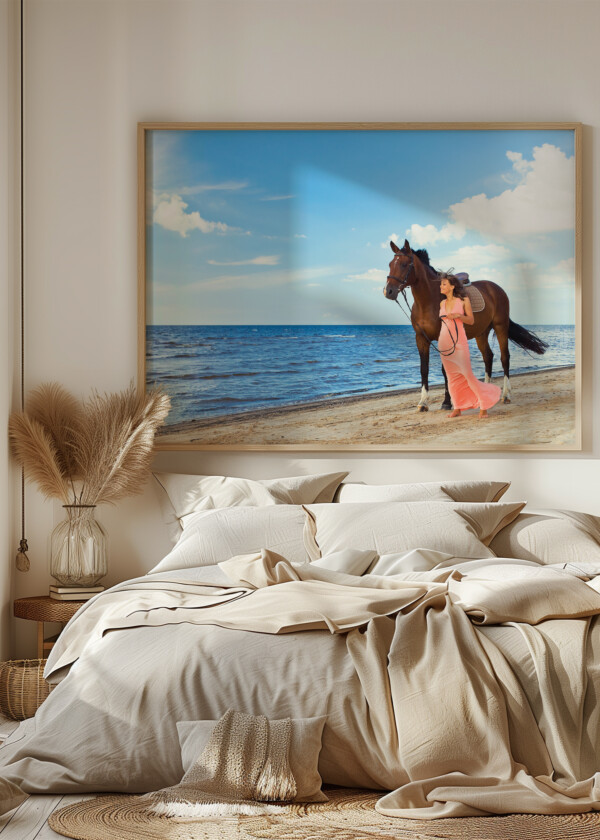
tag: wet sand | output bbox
[156,366,578,450]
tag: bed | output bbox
[2,472,600,820]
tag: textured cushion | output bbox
[154,471,348,544]
[177,714,327,802]
[148,505,309,574]
[489,509,600,566]
[304,501,525,561]
[335,480,510,504]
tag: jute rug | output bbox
[48,787,600,840]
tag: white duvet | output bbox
[3,550,600,819]
[0,564,373,794]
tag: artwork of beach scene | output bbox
[142,125,579,449]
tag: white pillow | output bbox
[369,548,455,576]
[154,471,348,544]
[304,501,525,561]
[489,509,600,566]
[310,548,378,575]
[335,479,510,504]
[308,547,453,577]
[177,714,327,803]
[148,505,309,574]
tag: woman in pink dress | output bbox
[438,273,501,420]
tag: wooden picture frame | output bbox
[138,122,582,451]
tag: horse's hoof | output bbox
[440,403,452,411]
[417,404,429,413]
[502,397,511,404]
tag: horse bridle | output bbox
[387,256,459,357]
[386,255,414,292]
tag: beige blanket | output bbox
[44,552,600,819]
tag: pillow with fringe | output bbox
[176,713,327,803]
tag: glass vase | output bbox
[50,505,108,587]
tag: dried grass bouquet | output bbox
[9,382,171,506]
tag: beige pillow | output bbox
[177,714,327,802]
[148,505,308,574]
[155,472,348,544]
[335,480,510,504]
[304,501,525,561]
[489,509,600,566]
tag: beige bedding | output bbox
[4,551,600,818]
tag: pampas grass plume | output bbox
[8,413,72,503]
[9,383,170,505]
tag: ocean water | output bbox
[146,324,575,426]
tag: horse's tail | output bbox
[508,319,548,355]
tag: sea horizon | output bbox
[146,324,576,427]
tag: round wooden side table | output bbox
[14,596,87,658]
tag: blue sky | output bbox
[146,128,576,326]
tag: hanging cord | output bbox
[16,0,29,572]
[394,289,459,357]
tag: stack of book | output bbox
[49,585,105,601]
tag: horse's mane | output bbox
[413,248,439,277]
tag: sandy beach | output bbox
[157,366,578,450]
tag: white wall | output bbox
[1,0,18,660]
[8,0,600,656]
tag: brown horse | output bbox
[384,239,548,411]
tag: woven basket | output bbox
[0,658,51,721]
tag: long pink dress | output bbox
[439,297,501,411]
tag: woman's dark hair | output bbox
[439,271,466,299]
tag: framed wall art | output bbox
[138,122,581,451]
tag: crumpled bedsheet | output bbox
[3,550,600,819]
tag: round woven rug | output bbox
[48,787,600,840]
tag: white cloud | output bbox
[515,257,575,290]
[152,191,169,208]
[381,233,400,248]
[260,194,295,201]
[405,222,466,247]
[437,248,574,295]
[430,253,575,297]
[554,256,576,275]
[445,244,511,264]
[449,144,575,237]
[262,233,308,241]
[183,265,340,292]
[504,151,532,179]
[207,256,279,266]
[434,243,511,281]
[343,268,387,284]
[297,266,341,281]
[153,194,231,237]
[178,181,248,195]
